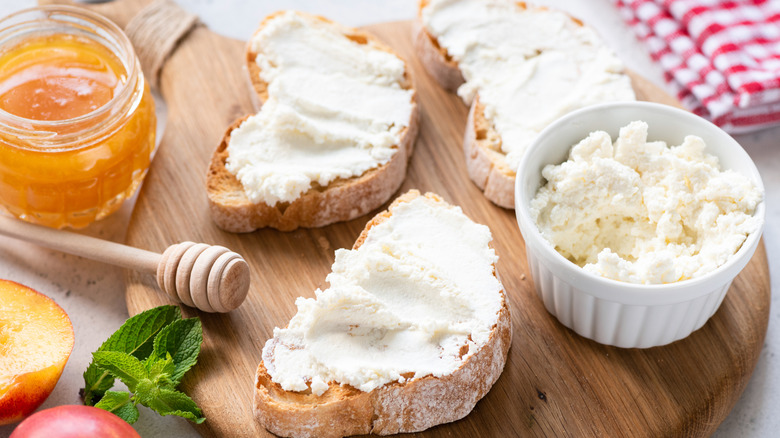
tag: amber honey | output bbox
[0,6,155,228]
[0,34,121,121]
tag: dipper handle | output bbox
[0,215,249,313]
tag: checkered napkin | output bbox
[616,0,780,132]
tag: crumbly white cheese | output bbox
[421,0,636,171]
[530,121,763,284]
[262,196,503,395]
[226,11,414,205]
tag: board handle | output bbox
[125,0,199,89]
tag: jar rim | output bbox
[0,5,140,142]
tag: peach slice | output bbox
[0,279,74,425]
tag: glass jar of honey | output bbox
[0,6,155,228]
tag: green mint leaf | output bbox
[152,318,203,385]
[143,387,206,424]
[92,351,149,392]
[83,305,180,404]
[102,305,181,359]
[133,379,157,406]
[94,390,139,424]
[146,353,176,389]
[82,367,115,406]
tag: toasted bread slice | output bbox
[413,0,520,209]
[254,190,512,437]
[415,0,635,209]
[207,11,419,232]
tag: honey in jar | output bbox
[0,6,156,228]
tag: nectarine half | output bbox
[0,279,74,425]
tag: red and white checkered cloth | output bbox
[616,0,780,132]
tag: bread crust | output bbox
[463,97,516,209]
[254,191,512,437]
[411,13,463,92]
[206,11,419,232]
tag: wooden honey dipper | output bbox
[0,214,250,313]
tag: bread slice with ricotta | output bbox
[207,11,419,232]
[415,0,636,209]
[254,190,512,437]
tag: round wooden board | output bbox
[73,2,769,436]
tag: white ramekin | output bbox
[514,102,765,348]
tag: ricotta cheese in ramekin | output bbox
[530,120,763,284]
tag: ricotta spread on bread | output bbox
[530,121,763,284]
[262,195,503,395]
[421,0,636,171]
[226,11,415,206]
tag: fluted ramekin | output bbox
[514,102,765,348]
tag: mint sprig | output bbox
[81,305,205,424]
[82,305,179,405]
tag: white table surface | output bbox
[0,1,777,436]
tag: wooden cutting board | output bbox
[54,1,770,436]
